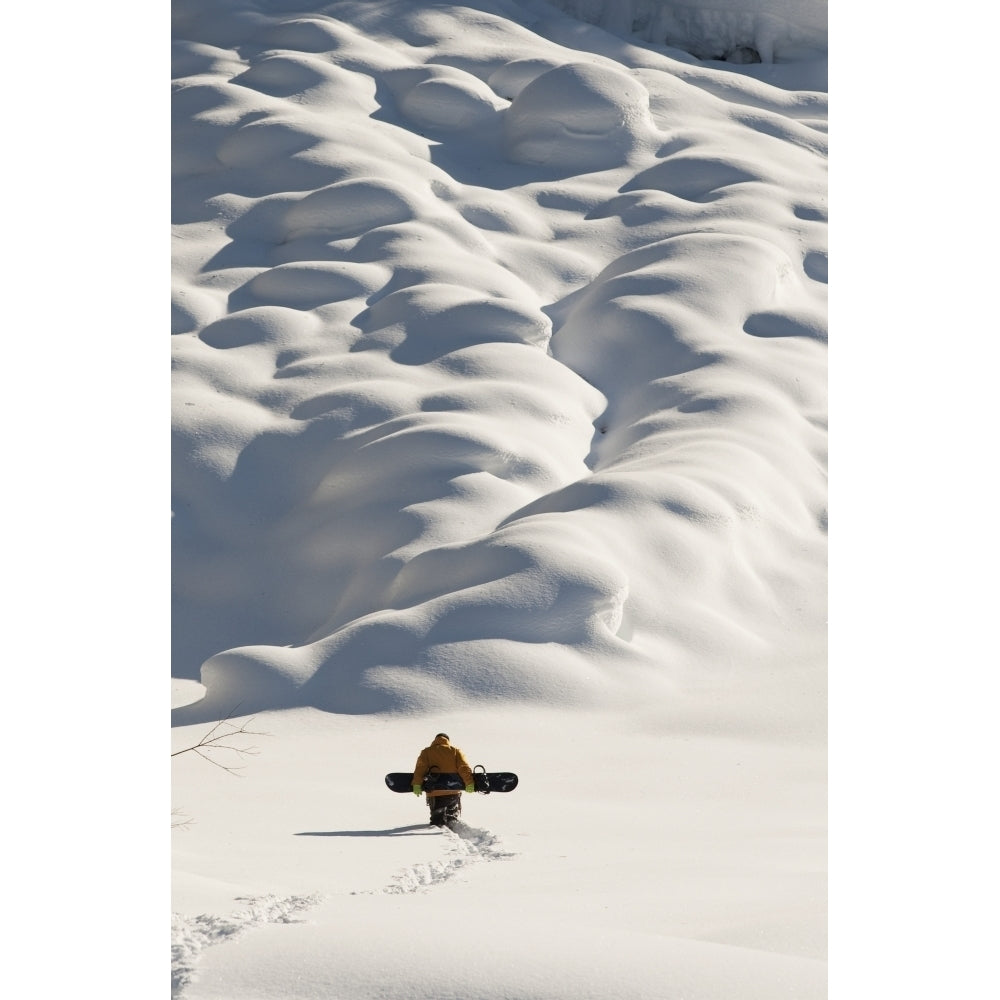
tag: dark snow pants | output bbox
[428,794,461,826]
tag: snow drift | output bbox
[172,0,827,719]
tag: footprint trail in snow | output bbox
[369,822,516,895]
[171,893,321,998]
[171,826,514,994]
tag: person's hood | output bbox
[432,734,451,747]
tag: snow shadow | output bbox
[295,825,432,837]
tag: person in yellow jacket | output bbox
[412,733,474,828]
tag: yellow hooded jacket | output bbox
[412,734,473,797]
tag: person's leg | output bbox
[442,794,461,824]
[428,795,447,826]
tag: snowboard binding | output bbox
[473,764,491,794]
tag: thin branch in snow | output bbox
[172,808,194,830]
[171,705,272,776]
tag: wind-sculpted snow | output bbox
[504,61,654,168]
[172,0,827,717]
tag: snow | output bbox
[545,0,828,62]
[0,0,986,994]
[172,707,825,998]
[0,0,936,994]
[166,0,833,995]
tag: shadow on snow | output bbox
[294,824,434,838]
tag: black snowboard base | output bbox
[385,770,518,793]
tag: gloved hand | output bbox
[412,785,422,796]
[465,783,475,794]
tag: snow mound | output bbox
[504,62,656,169]
[172,0,826,720]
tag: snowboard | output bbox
[385,768,518,794]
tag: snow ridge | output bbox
[171,893,321,998]
[373,823,515,895]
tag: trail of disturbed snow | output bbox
[171,824,515,995]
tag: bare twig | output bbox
[171,705,272,776]
[172,808,194,830]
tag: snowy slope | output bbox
[171,1,827,997]
[172,0,827,719]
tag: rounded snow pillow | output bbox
[503,62,652,170]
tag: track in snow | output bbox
[171,893,321,998]
[370,822,516,895]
